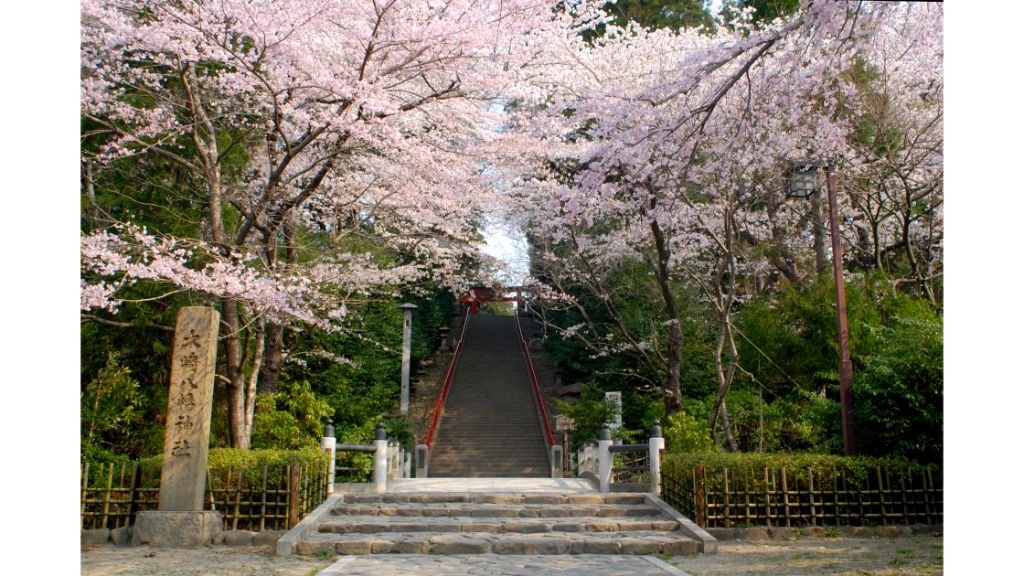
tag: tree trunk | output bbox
[647,210,683,416]
[221,298,250,449]
[719,401,739,451]
[243,319,265,443]
[258,323,286,395]
[257,222,299,395]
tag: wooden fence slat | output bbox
[694,464,706,527]
[723,468,731,527]
[81,462,90,530]
[901,467,910,525]
[780,468,791,527]
[232,466,243,531]
[288,463,300,528]
[101,463,114,529]
[876,466,886,524]
[126,462,140,528]
[260,466,268,532]
[831,468,839,526]
[807,467,816,527]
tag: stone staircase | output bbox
[427,314,551,477]
[289,492,703,556]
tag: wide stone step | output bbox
[329,503,664,518]
[317,516,680,534]
[295,530,700,556]
[337,493,648,505]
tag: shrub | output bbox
[131,447,329,486]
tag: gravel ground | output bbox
[80,535,943,575]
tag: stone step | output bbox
[336,493,647,505]
[317,516,681,534]
[294,530,700,556]
[329,503,665,518]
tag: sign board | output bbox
[605,391,622,430]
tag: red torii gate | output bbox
[460,286,529,315]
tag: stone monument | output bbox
[133,306,223,547]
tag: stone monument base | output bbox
[131,510,223,547]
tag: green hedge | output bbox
[664,451,929,478]
[85,447,329,487]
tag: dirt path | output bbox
[670,536,943,575]
[81,535,942,575]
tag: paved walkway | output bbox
[319,554,690,575]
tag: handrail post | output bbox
[416,444,428,478]
[598,425,613,493]
[321,419,336,495]
[649,419,664,495]
[373,423,388,493]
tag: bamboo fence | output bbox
[80,459,329,531]
[661,463,942,528]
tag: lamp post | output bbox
[786,160,856,456]
[399,303,417,416]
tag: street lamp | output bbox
[786,160,857,456]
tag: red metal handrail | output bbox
[423,307,471,447]
[515,308,556,447]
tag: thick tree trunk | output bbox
[647,209,683,416]
[719,401,739,451]
[221,298,250,449]
[257,222,298,395]
[258,323,286,394]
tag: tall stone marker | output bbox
[133,306,223,547]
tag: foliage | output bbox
[555,387,614,451]
[849,313,943,463]
[81,353,146,462]
[130,447,329,486]
[734,275,942,460]
[664,409,717,454]
[662,450,931,488]
[250,380,332,450]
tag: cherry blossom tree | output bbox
[80,0,561,447]
[502,0,943,428]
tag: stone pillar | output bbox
[550,445,564,478]
[373,424,388,493]
[598,425,612,493]
[133,306,222,547]
[649,420,665,495]
[399,303,417,415]
[416,444,428,478]
[321,419,336,495]
[388,441,400,480]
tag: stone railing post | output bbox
[598,424,613,493]
[582,442,595,475]
[321,419,336,495]
[388,441,400,480]
[551,444,564,478]
[373,423,388,493]
[403,449,411,478]
[416,444,428,478]
[649,419,664,495]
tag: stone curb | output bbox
[277,495,343,556]
[642,555,693,575]
[706,524,943,541]
[644,495,718,555]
